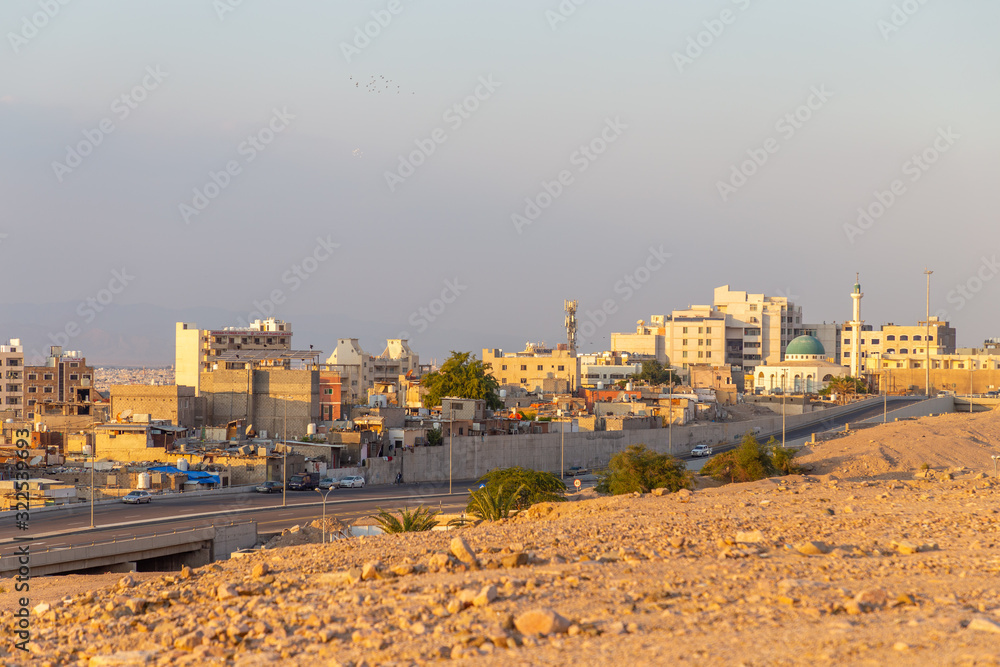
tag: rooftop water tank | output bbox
[137,472,152,489]
[177,458,190,472]
[307,423,317,435]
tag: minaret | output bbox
[849,275,863,377]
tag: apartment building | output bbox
[325,338,420,404]
[23,347,95,418]
[843,318,957,373]
[611,285,802,374]
[483,343,580,394]
[579,352,641,388]
[176,318,294,395]
[0,339,24,419]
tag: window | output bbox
[706,339,712,346]
[870,339,880,345]
[698,351,704,358]
[913,335,921,341]
[682,351,688,358]
[900,348,909,354]
[886,335,895,341]
[520,378,527,384]
[324,388,333,395]
[27,374,36,381]
[682,327,688,334]
[537,365,543,371]
[706,327,712,334]
[844,351,850,357]
[501,365,507,371]
[558,365,564,371]
[682,339,688,346]
[520,365,527,371]
[843,338,851,345]
[43,387,53,393]
[69,362,78,368]
[698,339,703,346]
[706,351,712,358]
[27,387,36,393]
[69,374,78,381]
[698,327,704,334]
[887,349,895,354]
[750,304,757,311]
[43,374,53,381]
[900,335,909,341]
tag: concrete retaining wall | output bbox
[857,395,955,423]
[214,521,258,559]
[359,398,887,484]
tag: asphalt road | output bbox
[0,481,477,553]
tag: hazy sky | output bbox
[1,1,998,365]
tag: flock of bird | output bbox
[349,75,413,94]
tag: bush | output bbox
[371,506,440,533]
[426,427,443,447]
[466,484,526,521]
[595,444,693,495]
[470,466,565,512]
[701,434,803,483]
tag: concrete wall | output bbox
[110,384,196,427]
[356,398,887,484]
[857,395,955,423]
[878,368,1000,395]
[214,521,258,559]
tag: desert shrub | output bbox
[426,427,443,447]
[595,444,693,495]
[472,466,566,511]
[466,483,526,521]
[701,434,805,483]
[371,506,440,533]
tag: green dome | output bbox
[785,335,825,357]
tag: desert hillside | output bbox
[5,411,1000,666]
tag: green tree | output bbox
[595,444,693,495]
[421,351,503,409]
[469,466,565,513]
[425,427,443,447]
[634,360,681,386]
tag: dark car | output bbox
[255,481,283,493]
[122,490,152,504]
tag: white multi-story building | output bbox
[326,338,420,404]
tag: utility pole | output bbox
[668,374,673,455]
[560,415,565,480]
[781,372,786,448]
[924,268,933,397]
[282,395,288,508]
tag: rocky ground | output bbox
[4,410,1000,665]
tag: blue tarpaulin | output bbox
[146,466,221,485]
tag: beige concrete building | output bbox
[176,318,294,396]
[0,339,24,419]
[872,349,1000,394]
[844,317,957,374]
[483,343,580,394]
[612,285,803,375]
[24,347,95,419]
[579,352,641,388]
[200,367,319,440]
[325,338,420,404]
[109,385,198,428]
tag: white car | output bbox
[339,475,365,488]
[690,445,713,457]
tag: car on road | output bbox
[255,481,283,493]
[122,490,152,504]
[690,445,713,457]
[339,475,365,488]
[318,477,338,490]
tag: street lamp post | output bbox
[449,405,453,495]
[560,414,565,480]
[85,444,95,529]
[314,487,334,542]
[668,377,673,456]
[924,268,933,397]
[781,372,787,448]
